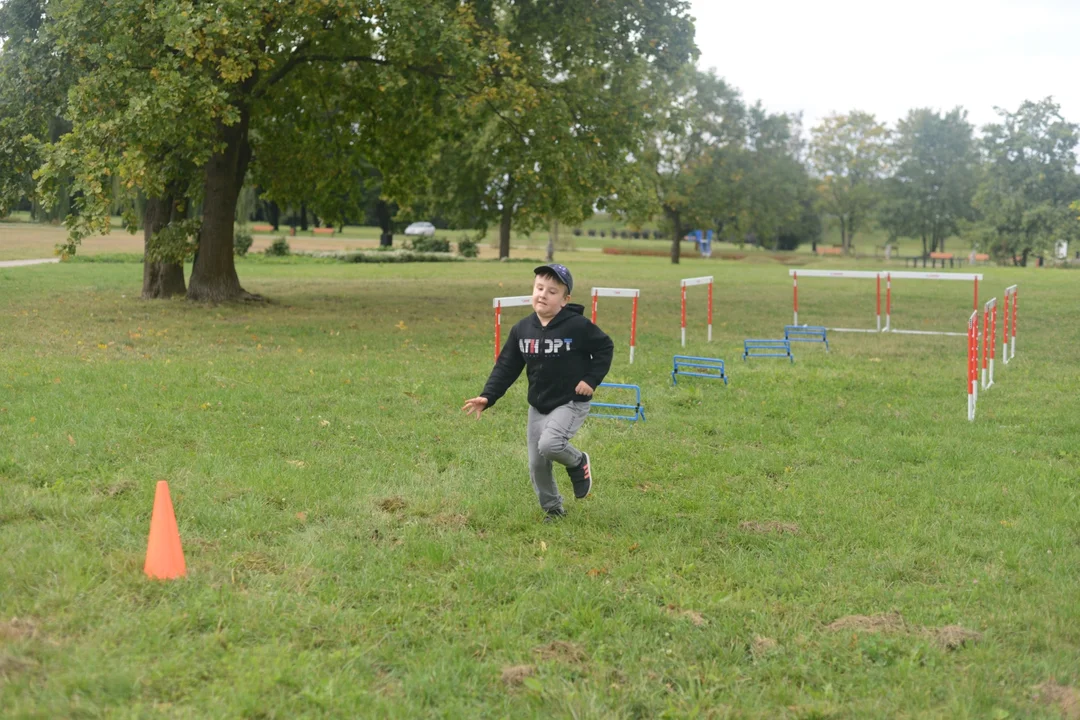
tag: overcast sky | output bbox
[689,0,1080,134]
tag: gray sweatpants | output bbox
[527,401,590,512]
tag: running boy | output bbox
[462,264,614,521]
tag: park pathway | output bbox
[0,259,60,268]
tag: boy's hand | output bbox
[575,381,594,397]
[461,396,489,419]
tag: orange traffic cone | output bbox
[144,480,187,580]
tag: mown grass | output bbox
[1,252,1078,718]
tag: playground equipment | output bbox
[671,355,728,385]
[789,269,982,336]
[591,287,640,363]
[981,298,997,391]
[679,276,713,347]
[784,325,829,351]
[589,382,646,422]
[744,339,794,363]
[492,295,533,363]
[1003,285,1018,363]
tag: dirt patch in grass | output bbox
[377,496,407,513]
[0,618,37,642]
[0,653,35,678]
[739,520,800,535]
[1034,682,1080,719]
[664,605,706,626]
[925,625,982,650]
[532,640,588,664]
[430,512,469,529]
[500,665,535,686]
[751,635,779,658]
[826,613,906,633]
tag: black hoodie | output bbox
[480,303,614,414]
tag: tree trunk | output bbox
[546,218,557,262]
[268,201,280,231]
[299,201,308,231]
[187,113,255,302]
[921,233,928,257]
[840,217,848,254]
[499,200,513,260]
[666,208,682,264]
[141,195,186,299]
[376,199,393,247]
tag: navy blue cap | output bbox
[533,263,573,294]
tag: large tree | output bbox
[879,107,978,257]
[970,98,1080,266]
[425,1,695,259]
[809,111,891,254]
[635,67,746,264]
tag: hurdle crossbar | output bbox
[591,287,640,363]
[589,382,646,422]
[789,269,982,336]
[492,295,532,363]
[680,276,713,347]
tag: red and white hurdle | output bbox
[591,287,640,363]
[680,276,713,347]
[492,295,533,363]
[981,297,997,390]
[1003,284,1018,364]
[967,310,979,421]
[789,269,982,336]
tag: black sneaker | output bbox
[567,452,592,499]
[543,507,567,523]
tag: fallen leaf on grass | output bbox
[319,419,330,427]
[285,460,307,468]
[500,665,535,686]
[67,435,75,446]
[539,541,547,552]
[586,567,608,577]
[295,512,308,522]
[395,321,408,331]
[628,543,640,553]
[1033,682,1080,720]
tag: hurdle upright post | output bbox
[708,280,713,342]
[968,310,978,421]
[494,301,501,364]
[680,283,687,347]
[1011,286,1018,358]
[792,271,798,326]
[876,273,881,331]
[981,298,997,390]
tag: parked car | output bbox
[404,221,436,237]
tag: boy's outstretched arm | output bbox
[462,327,525,419]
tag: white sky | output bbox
[689,0,1080,133]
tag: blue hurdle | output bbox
[589,382,646,422]
[784,325,829,351]
[743,339,794,363]
[671,355,728,385]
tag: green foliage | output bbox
[456,237,479,258]
[969,98,1080,265]
[810,111,892,253]
[146,217,200,265]
[406,236,450,253]
[879,108,978,256]
[264,236,290,257]
[233,226,254,257]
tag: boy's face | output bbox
[532,274,569,319]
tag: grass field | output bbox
[1,236,1078,717]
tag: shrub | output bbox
[265,237,291,256]
[234,227,253,257]
[599,231,606,238]
[407,236,451,253]
[572,228,582,236]
[587,229,596,237]
[457,238,479,258]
